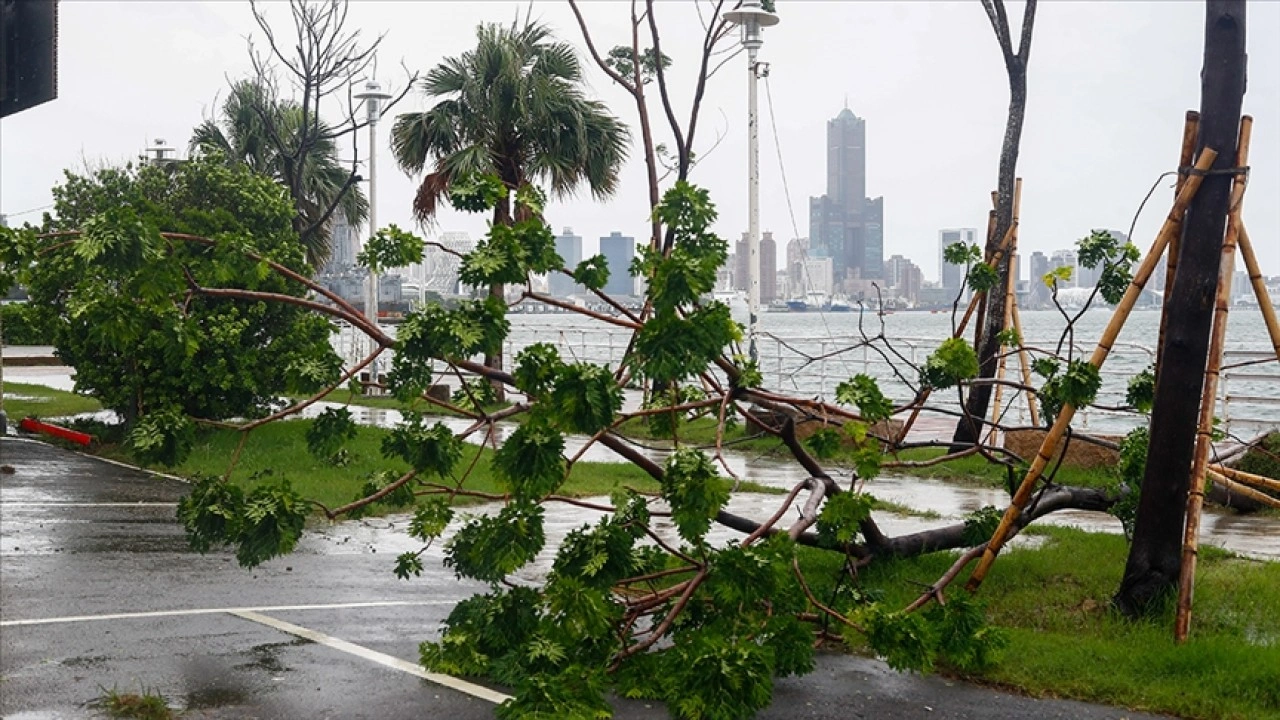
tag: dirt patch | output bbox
[1002,429,1120,469]
[746,405,902,448]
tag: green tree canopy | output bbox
[22,156,341,427]
[190,79,369,267]
[390,19,630,225]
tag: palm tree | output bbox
[190,80,369,268]
[390,19,629,389]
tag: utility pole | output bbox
[356,79,391,387]
[725,0,778,363]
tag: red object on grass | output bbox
[18,417,95,446]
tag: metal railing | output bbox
[335,323,1278,435]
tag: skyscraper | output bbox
[1030,251,1050,306]
[600,231,636,297]
[734,231,778,301]
[761,231,778,302]
[808,106,882,283]
[551,227,583,297]
[938,228,978,290]
[423,231,473,295]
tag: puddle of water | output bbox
[184,685,249,710]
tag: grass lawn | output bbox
[99,418,778,513]
[292,388,510,417]
[2,382,102,419]
[799,527,1280,720]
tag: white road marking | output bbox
[230,609,511,704]
[0,600,453,627]
[70,451,189,483]
[0,502,179,508]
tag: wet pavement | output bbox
[0,437,1182,719]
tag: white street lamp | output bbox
[355,79,391,388]
[725,0,778,364]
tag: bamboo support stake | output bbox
[966,147,1219,592]
[1211,463,1280,494]
[1176,116,1251,644]
[1207,469,1280,509]
[1010,291,1040,426]
[988,179,1023,445]
[1156,111,1202,378]
[1236,225,1280,361]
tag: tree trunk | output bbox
[486,195,514,403]
[951,62,1027,452]
[1114,0,1246,617]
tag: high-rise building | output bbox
[785,237,807,298]
[423,231,473,296]
[808,106,881,282]
[551,227,583,297]
[761,231,777,302]
[734,231,779,302]
[802,257,835,298]
[938,228,978,290]
[600,231,636,297]
[884,254,923,303]
[1050,249,1079,288]
[1030,251,1050,306]
[320,209,359,274]
[861,197,883,280]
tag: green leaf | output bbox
[1126,365,1156,413]
[805,427,841,460]
[661,449,729,545]
[357,224,425,273]
[961,506,1002,546]
[1043,266,1074,287]
[445,502,546,582]
[448,172,507,213]
[835,374,893,423]
[1031,357,1060,379]
[236,481,308,568]
[394,552,425,580]
[408,498,455,541]
[817,492,874,546]
[381,413,463,477]
[177,474,245,554]
[729,354,763,390]
[305,407,358,462]
[994,328,1021,348]
[919,338,979,390]
[1059,360,1102,407]
[967,262,1000,294]
[514,342,564,397]
[943,241,982,267]
[549,363,623,435]
[127,408,195,467]
[572,255,610,291]
[492,419,566,501]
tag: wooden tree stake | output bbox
[1176,116,1253,643]
[988,179,1023,445]
[1236,225,1280,361]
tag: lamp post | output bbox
[725,0,778,364]
[356,79,391,387]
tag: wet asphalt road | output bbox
[0,437,1171,719]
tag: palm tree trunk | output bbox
[1114,0,1246,617]
[486,193,514,403]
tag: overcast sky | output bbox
[2,1,1277,283]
